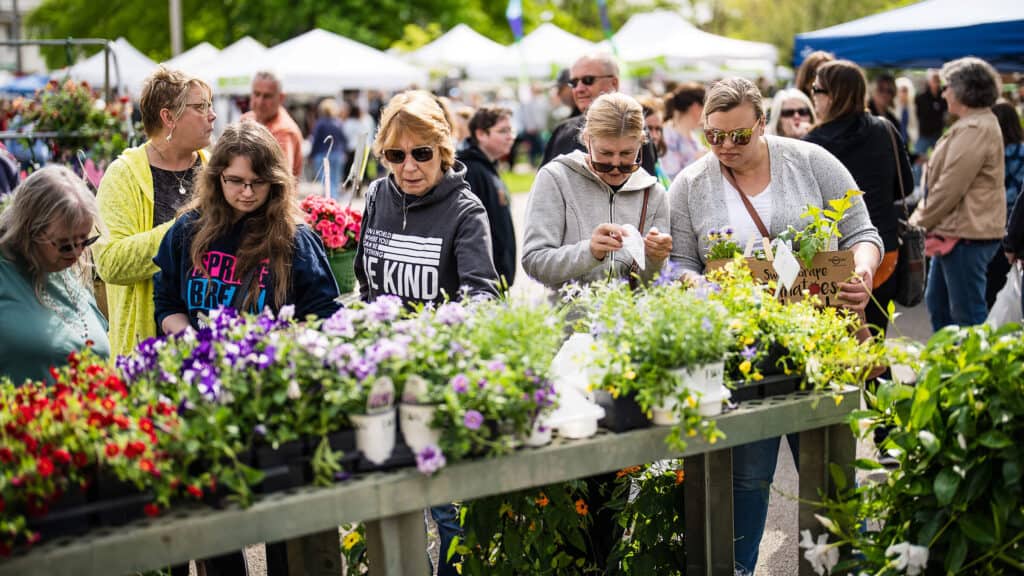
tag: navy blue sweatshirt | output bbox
[355,162,499,307]
[154,210,341,331]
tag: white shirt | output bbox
[723,178,773,249]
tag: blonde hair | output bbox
[373,90,456,171]
[702,77,765,123]
[581,93,645,143]
[0,165,99,302]
[317,98,339,118]
[139,66,212,137]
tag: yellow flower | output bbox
[752,372,764,382]
[611,387,621,399]
[686,395,697,409]
[342,531,362,551]
[742,336,755,346]
[739,360,751,375]
[687,429,697,437]
[624,369,636,381]
[804,341,816,351]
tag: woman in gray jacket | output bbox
[669,77,882,575]
[522,92,672,291]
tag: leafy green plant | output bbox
[606,461,687,573]
[777,189,863,268]
[705,227,743,260]
[808,324,1024,575]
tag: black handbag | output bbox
[884,120,926,307]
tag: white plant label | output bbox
[401,374,429,404]
[772,241,801,294]
[367,376,395,413]
[621,224,645,271]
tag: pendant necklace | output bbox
[152,144,195,195]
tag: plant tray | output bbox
[728,373,802,404]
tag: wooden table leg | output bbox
[684,448,735,576]
[365,510,429,576]
[799,423,856,576]
[283,528,342,576]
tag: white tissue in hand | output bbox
[771,241,801,291]
[620,224,645,270]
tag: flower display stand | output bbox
[0,388,857,576]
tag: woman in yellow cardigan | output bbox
[94,67,214,356]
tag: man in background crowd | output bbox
[914,69,948,159]
[242,71,304,179]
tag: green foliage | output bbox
[606,461,687,573]
[812,324,1024,574]
[777,189,862,269]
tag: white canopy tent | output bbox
[475,23,597,79]
[612,11,777,67]
[162,42,220,76]
[192,36,268,96]
[68,37,157,97]
[242,29,427,94]
[408,24,508,79]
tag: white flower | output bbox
[957,433,968,451]
[287,379,302,400]
[886,541,929,575]
[799,530,839,575]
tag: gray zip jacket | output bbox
[669,135,882,273]
[522,150,670,289]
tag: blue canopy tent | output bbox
[0,74,51,95]
[794,0,1024,71]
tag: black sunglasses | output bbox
[779,108,811,118]
[588,139,643,174]
[49,235,101,254]
[383,146,434,164]
[811,85,828,95]
[567,74,614,88]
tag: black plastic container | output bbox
[254,439,306,493]
[728,373,801,404]
[94,471,152,527]
[594,390,651,432]
[25,487,92,540]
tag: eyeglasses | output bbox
[779,108,811,118]
[221,175,271,192]
[383,146,434,164]
[186,101,214,114]
[588,139,642,174]
[811,85,829,95]
[567,75,614,88]
[46,235,100,254]
[703,122,760,146]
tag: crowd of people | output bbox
[1,46,1023,575]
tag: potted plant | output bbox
[300,194,362,294]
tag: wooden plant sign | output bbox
[706,250,855,308]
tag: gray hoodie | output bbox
[355,161,499,306]
[522,150,670,289]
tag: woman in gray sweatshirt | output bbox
[522,92,672,291]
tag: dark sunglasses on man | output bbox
[588,140,643,174]
[567,74,614,89]
[47,235,101,254]
[383,146,434,164]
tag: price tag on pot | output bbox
[401,375,429,404]
[367,376,395,414]
[771,241,801,295]
[621,224,645,270]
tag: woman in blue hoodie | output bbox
[154,121,340,333]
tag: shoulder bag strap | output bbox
[882,118,910,221]
[723,166,770,238]
[638,187,650,231]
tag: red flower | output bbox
[0,447,12,463]
[113,415,130,429]
[139,418,154,433]
[86,364,103,376]
[26,532,41,545]
[124,441,146,458]
[101,398,116,412]
[143,503,160,517]
[73,452,89,468]
[139,459,155,474]
[105,443,120,457]
[36,456,54,477]
[0,496,5,513]
[186,485,203,499]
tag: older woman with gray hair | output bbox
[668,77,881,575]
[909,56,1005,330]
[766,88,816,138]
[0,166,109,383]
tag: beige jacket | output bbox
[910,109,1005,239]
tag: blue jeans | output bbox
[430,504,461,576]
[733,434,799,574]
[310,152,346,200]
[925,240,1000,331]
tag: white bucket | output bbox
[398,403,441,454]
[351,409,397,465]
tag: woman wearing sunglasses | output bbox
[94,66,215,357]
[766,88,816,139]
[355,90,498,306]
[523,92,672,291]
[0,166,110,383]
[805,60,914,336]
[668,77,881,576]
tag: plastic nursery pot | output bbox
[255,439,307,493]
[557,416,598,439]
[651,400,680,426]
[398,403,441,454]
[524,417,553,447]
[594,390,651,432]
[351,408,397,465]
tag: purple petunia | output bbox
[435,302,468,326]
[416,444,447,476]
[450,373,470,393]
[741,345,757,361]
[323,308,357,337]
[366,295,403,322]
[701,317,713,332]
[486,359,506,373]
[463,410,484,430]
[253,424,268,437]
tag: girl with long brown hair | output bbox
[154,121,339,334]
